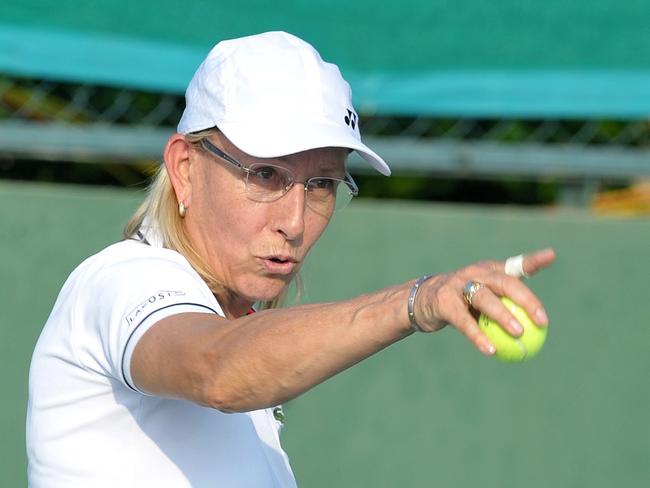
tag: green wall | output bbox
[2,181,648,486]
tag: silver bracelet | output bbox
[407,275,433,332]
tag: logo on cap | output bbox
[344,109,358,130]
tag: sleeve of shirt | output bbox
[72,247,223,394]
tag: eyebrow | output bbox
[269,155,345,176]
[318,166,346,177]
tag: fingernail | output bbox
[510,319,523,335]
[535,308,549,326]
[485,343,496,355]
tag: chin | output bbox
[242,276,293,304]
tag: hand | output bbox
[413,248,556,355]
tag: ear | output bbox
[163,134,193,208]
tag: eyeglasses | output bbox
[199,139,359,215]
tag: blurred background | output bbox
[1,1,648,486]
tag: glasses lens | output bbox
[334,179,355,211]
[245,164,357,215]
[305,177,355,215]
[246,164,293,202]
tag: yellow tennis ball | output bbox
[478,297,547,362]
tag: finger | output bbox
[469,284,525,337]
[521,248,556,276]
[450,305,496,356]
[484,248,556,277]
[481,273,549,327]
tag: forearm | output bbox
[211,284,414,411]
[136,281,416,412]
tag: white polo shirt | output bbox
[26,227,297,488]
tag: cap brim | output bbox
[216,120,391,176]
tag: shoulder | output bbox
[95,238,191,267]
[68,239,223,344]
[79,239,198,282]
[68,240,216,314]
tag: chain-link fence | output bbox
[4,75,650,145]
[1,75,649,209]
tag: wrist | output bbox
[407,275,434,332]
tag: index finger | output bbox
[522,248,556,276]
[485,248,557,277]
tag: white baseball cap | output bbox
[177,31,391,176]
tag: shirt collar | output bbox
[136,216,165,248]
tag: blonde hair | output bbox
[123,128,299,311]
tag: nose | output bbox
[272,182,307,241]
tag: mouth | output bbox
[259,255,299,275]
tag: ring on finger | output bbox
[505,254,529,278]
[462,281,485,308]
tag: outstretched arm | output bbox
[131,248,556,412]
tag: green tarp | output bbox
[2,1,650,117]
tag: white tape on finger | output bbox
[505,254,528,278]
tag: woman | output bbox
[27,31,555,487]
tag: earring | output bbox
[178,201,186,218]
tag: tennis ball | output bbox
[478,297,547,362]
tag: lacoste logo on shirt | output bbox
[344,109,357,130]
[125,290,187,324]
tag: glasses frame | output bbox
[198,138,359,209]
